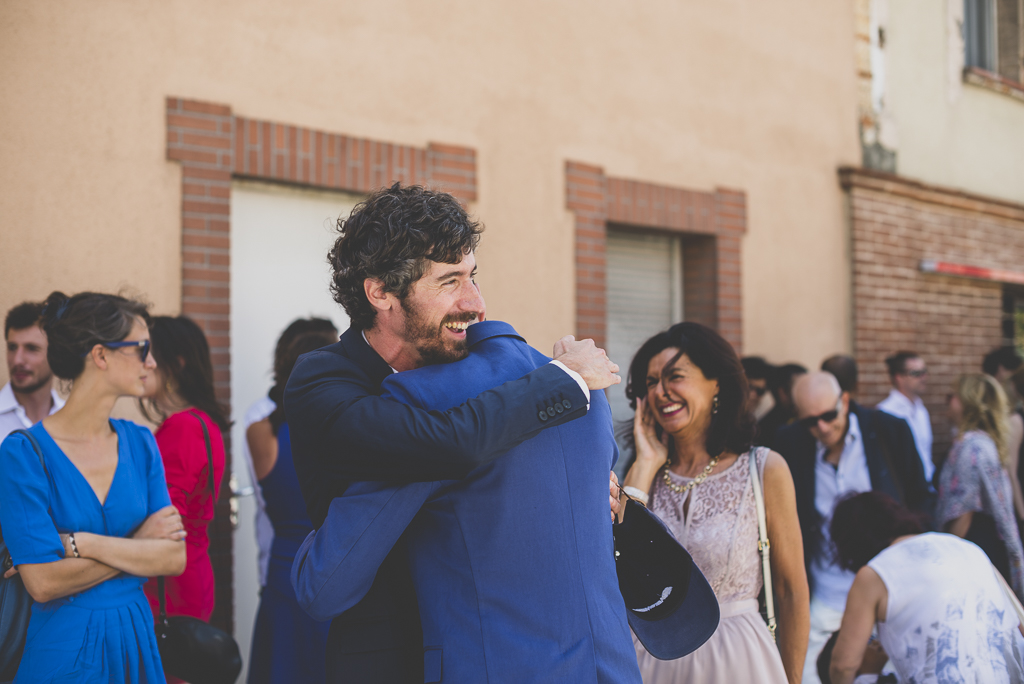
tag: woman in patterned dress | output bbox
[938,372,1024,598]
[620,322,809,684]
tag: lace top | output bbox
[649,447,768,605]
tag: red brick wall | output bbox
[843,167,1024,461]
[565,161,746,352]
[166,96,478,633]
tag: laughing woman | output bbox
[620,322,809,684]
[0,292,186,684]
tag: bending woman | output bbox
[0,291,186,683]
[620,322,809,684]
[140,316,228,631]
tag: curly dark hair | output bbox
[625,321,755,459]
[5,301,45,338]
[328,183,483,330]
[830,491,926,571]
[40,291,151,380]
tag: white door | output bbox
[605,228,683,478]
[230,181,359,679]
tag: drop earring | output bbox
[712,394,720,415]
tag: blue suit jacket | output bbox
[293,321,641,684]
[284,325,589,683]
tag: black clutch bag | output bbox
[154,412,241,684]
[155,576,242,684]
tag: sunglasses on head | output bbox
[799,396,844,429]
[82,339,151,363]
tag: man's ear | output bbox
[364,278,395,314]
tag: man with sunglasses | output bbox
[877,351,934,483]
[774,371,929,684]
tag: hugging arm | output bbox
[285,354,588,482]
[292,481,438,621]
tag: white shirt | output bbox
[877,388,934,482]
[0,382,65,446]
[810,412,873,610]
[242,396,276,587]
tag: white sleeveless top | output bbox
[868,533,1024,683]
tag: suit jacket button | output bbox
[562,399,572,410]
[538,411,548,421]
[555,403,564,414]
[547,406,557,417]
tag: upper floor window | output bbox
[965,0,1024,83]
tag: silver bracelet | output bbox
[68,532,80,559]
[622,486,650,506]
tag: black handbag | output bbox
[154,412,241,684]
[0,429,49,683]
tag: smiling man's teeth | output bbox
[445,321,471,331]
[661,403,683,414]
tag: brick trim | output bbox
[839,166,1024,222]
[166,97,478,633]
[565,162,746,352]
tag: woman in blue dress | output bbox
[0,291,187,683]
[247,328,336,683]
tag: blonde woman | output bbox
[938,373,1024,599]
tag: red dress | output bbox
[143,409,226,621]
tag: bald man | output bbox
[774,372,929,684]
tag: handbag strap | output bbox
[158,411,216,621]
[749,448,777,642]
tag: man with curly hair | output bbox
[286,183,622,683]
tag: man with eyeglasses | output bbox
[774,371,929,684]
[1,301,64,444]
[877,351,934,483]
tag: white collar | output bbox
[884,388,922,411]
[361,330,398,374]
[0,382,65,415]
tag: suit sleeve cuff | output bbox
[548,360,590,411]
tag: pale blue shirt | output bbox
[810,412,872,610]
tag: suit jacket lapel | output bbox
[340,327,394,391]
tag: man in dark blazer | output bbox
[773,371,929,684]
[284,184,621,683]
[293,320,641,683]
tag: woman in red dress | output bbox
[140,316,228,633]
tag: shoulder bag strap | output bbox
[749,448,777,642]
[158,412,216,618]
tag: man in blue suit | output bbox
[293,319,641,683]
[285,184,622,682]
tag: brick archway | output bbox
[165,97,478,631]
[565,161,746,353]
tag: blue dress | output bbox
[247,422,329,684]
[0,420,171,683]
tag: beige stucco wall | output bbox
[883,0,1024,204]
[0,0,860,380]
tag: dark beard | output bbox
[401,303,472,366]
[12,373,53,396]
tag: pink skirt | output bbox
[634,599,788,684]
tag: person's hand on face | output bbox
[633,397,670,468]
[552,336,620,390]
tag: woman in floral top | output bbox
[937,373,1024,599]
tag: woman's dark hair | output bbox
[40,291,151,380]
[140,316,230,431]
[830,491,925,571]
[328,183,483,331]
[268,329,339,434]
[625,321,755,459]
